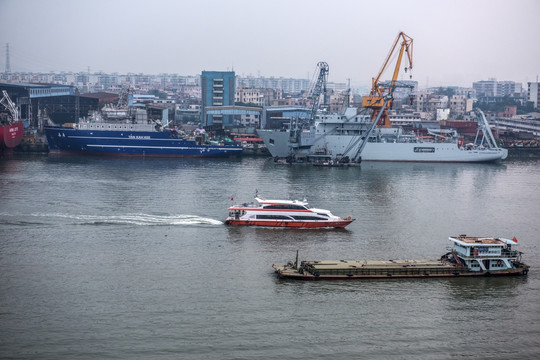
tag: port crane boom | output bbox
[305,61,329,121]
[0,90,19,123]
[362,32,413,128]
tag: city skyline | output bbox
[1,0,539,88]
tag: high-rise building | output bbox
[528,82,539,109]
[200,71,235,127]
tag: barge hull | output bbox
[274,269,528,280]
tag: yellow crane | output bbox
[362,31,413,128]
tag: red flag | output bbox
[230,197,234,201]
[512,236,518,243]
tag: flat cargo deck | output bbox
[308,259,447,269]
[273,257,526,280]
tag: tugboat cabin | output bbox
[449,235,521,272]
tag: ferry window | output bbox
[264,204,306,210]
[256,215,293,220]
[291,216,326,221]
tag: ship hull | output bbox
[274,269,528,280]
[258,130,508,162]
[273,264,528,280]
[44,126,242,157]
[224,219,353,228]
[0,123,24,150]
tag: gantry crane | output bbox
[362,31,413,128]
[305,61,329,121]
[288,62,329,149]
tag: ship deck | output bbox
[306,259,447,269]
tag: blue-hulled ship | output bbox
[44,109,242,157]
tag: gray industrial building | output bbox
[0,82,101,129]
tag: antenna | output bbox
[5,43,11,73]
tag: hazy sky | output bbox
[0,0,539,88]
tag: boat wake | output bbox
[2,213,223,226]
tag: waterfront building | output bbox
[175,105,200,124]
[493,111,540,136]
[200,71,235,128]
[0,82,99,128]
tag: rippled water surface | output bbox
[1,154,540,359]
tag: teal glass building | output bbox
[200,71,235,128]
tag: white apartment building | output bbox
[473,79,522,97]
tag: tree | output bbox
[147,89,167,99]
[434,87,455,97]
[475,96,534,114]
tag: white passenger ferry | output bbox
[224,196,354,228]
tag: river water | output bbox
[1,154,539,359]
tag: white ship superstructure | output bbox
[258,108,508,163]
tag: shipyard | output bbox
[1,31,540,159]
[2,71,540,159]
[1,1,540,359]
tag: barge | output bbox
[272,235,529,280]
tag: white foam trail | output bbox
[25,212,223,226]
